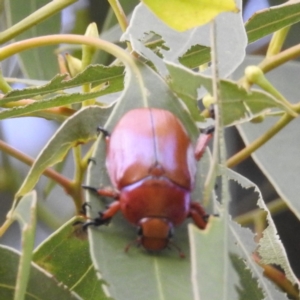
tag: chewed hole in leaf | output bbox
[142,31,170,57]
[227,169,299,288]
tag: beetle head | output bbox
[137,218,173,251]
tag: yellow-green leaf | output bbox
[141,0,239,31]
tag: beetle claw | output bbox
[200,125,215,135]
[97,126,110,137]
[81,216,111,231]
[82,185,99,194]
[208,104,215,119]
[80,202,91,215]
[87,157,96,165]
[73,220,84,226]
[94,215,111,226]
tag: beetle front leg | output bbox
[97,126,110,138]
[82,201,121,230]
[189,202,209,229]
[80,185,120,229]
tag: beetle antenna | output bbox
[124,239,140,253]
[168,241,185,258]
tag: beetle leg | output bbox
[168,241,185,258]
[194,125,214,161]
[189,202,209,229]
[82,201,121,230]
[97,126,110,138]
[82,185,119,199]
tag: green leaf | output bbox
[33,217,108,300]
[246,0,300,44]
[189,216,270,299]
[189,218,241,299]
[85,61,210,300]
[142,0,238,31]
[0,90,112,120]
[258,225,297,286]
[3,0,62,79]
[1,65,125,104]
[122,0,246,78]
[15,106,112,198]
[167,63,295,125]
[189,168,293,299]
[227,169,298,295]
[0,245,81,299]
[10,191,37,300]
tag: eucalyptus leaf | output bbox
[142,0,238,31]
[189,218,241,299]
[0,245,81,299]
[122,0,246,78]
[0,90,111,120]
[166,63,293,126]
[246,0,300,44]
[1,65,124,104]
[16,106,112,198]
[189,168,295,299]
[33,217,108,300]
[227,169,297,297]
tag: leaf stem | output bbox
[226,102,300,168]
[253,255,300,299]
[234,198,287,226]
[203,21,220,207]
[259,43,300,74]
[0,139,72,193]
[238,44,300,89]
[107,0,132,52]
[244,66,296,115]
[0,69,12,93]
[266,26,291,57]
[0,0,77,44]
[72,146,85,212]
[107,0,129,33]
[225,43,300,168]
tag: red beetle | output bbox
[82,108,213,254]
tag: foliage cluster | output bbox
[1,0,300,299]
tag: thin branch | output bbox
[0,139,72,191]
[226,102,300,168]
